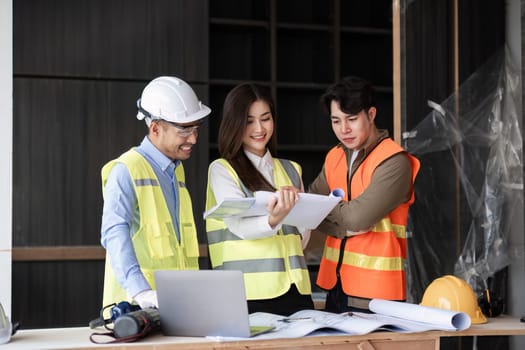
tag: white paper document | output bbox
[246,299,471,339]
[203,189,344,229]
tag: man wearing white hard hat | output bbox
[100,76,211,309]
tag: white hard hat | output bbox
[136,76,211,124]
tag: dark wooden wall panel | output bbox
[12,0,209,329]
[13,78,145,245]
[12,261,104,328]
[458,0,505,82]
[14,0,208,82]
[405,0,453,131]
[13,78,208,245]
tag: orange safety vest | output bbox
[316,139,419,300]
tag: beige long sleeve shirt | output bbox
[308,130,413,238]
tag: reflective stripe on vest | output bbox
[205,158,312,299]
[317,139,419,300]
[101,149,199,306]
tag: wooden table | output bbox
[3,316,525,350]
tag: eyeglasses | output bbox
[161,120,201,137]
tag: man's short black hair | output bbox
[320,76,376,116]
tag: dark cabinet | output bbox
[209,0,394,186]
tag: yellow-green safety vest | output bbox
[205,158,312,300]
[101,149,199,306]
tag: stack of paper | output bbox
[203,189,344,229]
[246,299,471,339]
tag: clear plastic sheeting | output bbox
[404,47,522,302]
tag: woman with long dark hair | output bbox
[205,83,313,315]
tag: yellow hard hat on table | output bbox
[420,275,487,324]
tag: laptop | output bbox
[154,269,274,338]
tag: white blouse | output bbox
[208,149,311,247]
